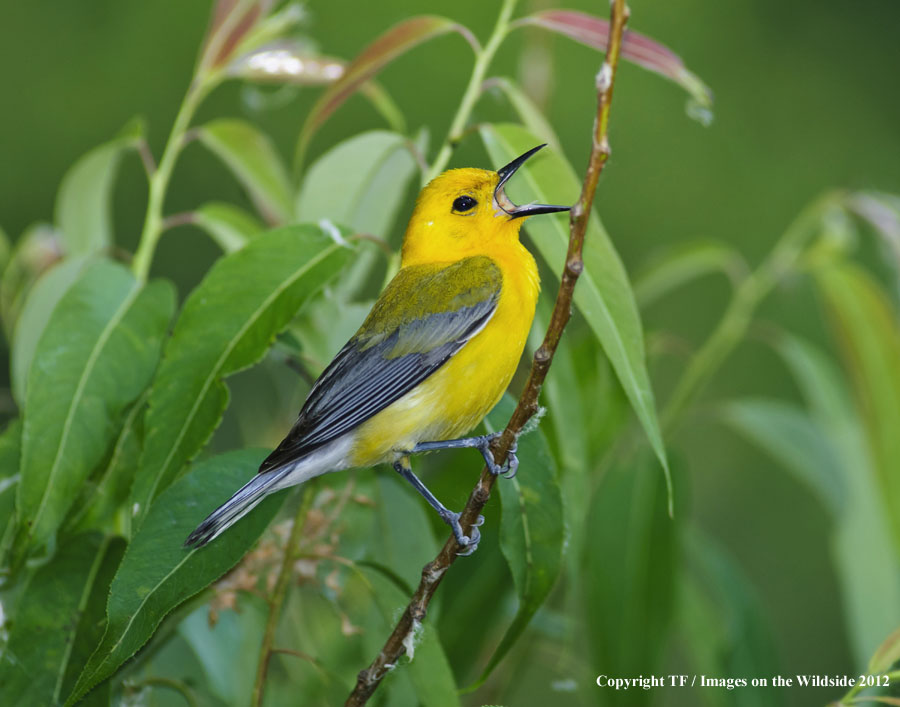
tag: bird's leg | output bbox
[391,458,483,555]
[409,433,519,479]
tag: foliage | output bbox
[1,1,899,705]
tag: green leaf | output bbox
[295,15,474,168]
[530,296,587,474]
[633,240,747,308]
[775,334,900,666]
[0,420,22,560]
[219,3,306,66]
[0,533,116,706]
[868,626,900,674]
[480,122,670,501]
[59,538,127,704]
[15,261,175,553]
[10,254,93,405]
[584,451,677,694]
[368,473,439,583]
[0,223,62,339]
[66,394,146,534]
[296,130,418,239]
[68,449,285,704]
[132,225,354,522]
[814,261,900,555]
[847,191,900,283]
[515,10,714,123]
[178,597,267,706]
[721,399,844,516]
[476,396,564,684]
[193,201,265,253]
[54,119,143,257]
[197,118,294,224]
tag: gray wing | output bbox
[258,256,501,473]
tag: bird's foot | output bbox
[480,435,518,479]
[442,510,484,556]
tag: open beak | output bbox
[494,144,571,220]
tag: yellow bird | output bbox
[186,145,569,553]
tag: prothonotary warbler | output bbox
[185,144,570,553]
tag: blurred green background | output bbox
[2,1,899,705]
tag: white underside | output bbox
[270,432,355,489]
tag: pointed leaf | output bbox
[193,201,265,253]
[132,225,354,522]
[219,2,306,66]
[198,118,294,224]
[368,473,439,583]
[296,16,475,163]
[477,396,564,683]
[15,261,175,552]
[0,223,62,339]
[54,119,143,256]
[848,191,900,278]
[0,420,22,560]
[776,334,900,664]
[296,130,418,239]
[178,597,267,706]
[530,296,587,474]
[585,451,677,682]
[66,394,146,534]
[0,533,111,705]
[721,399,844,516]
[480,122,670,495]
[68,449,285,704]
[10,254,92,405]
[516,10,713,118]
[868,626,900,674]
[59,538,127,704]
[815,261,900,555]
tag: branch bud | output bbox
[596,62,613,94]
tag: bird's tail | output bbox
[184,464,295,549]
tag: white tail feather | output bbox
[184,435,352,548]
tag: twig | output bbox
[252,486,315,707]
[136,138,157,177]
[344,2,631,704]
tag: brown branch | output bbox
[344,2,631,704]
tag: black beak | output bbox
[494,144,571,220]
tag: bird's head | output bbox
[401,144,570,265]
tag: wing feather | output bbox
[259,256,501,472]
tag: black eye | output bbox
[452,195,477,212]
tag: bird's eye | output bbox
[452,195,478,213]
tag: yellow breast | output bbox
[348,243,539,467]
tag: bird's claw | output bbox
[483,436,518,479]
[443,511,483,556]
[501,441,519,479]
